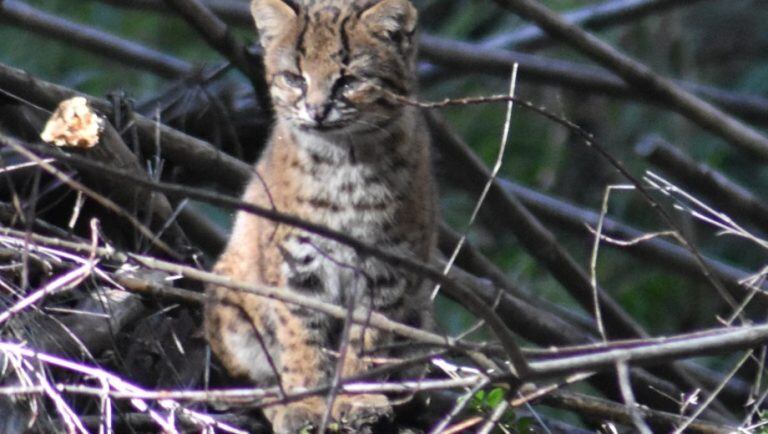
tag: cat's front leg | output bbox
[265,301,331,434]
[331,325,393,428]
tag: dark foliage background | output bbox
[1,0,767,433]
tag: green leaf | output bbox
[486,387,505,407]
[470,390,486,412]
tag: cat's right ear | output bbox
[251,0,299,46]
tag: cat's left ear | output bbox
[251,0,299,46]
[360,0,418,37]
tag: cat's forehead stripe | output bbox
[338,15,352,66]
[298,8,348,71]
[313,5,341,22]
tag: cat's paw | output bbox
[268,398,326,434]
[333,393,392,430]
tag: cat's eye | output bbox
[277,72,306,89]
[334,75,360,95]
[385,30,403,44]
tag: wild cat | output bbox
[204,0,436,431]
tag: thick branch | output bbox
[97,0,768,127]
[490,0,768,160]
[481,0,710,50]
[175,201,227,255]
[5,223,767,394]
[0,62,251,190]
[159,0,271,110]
[429,111,646,340]
[2,136,531,376]
[526,326,765,378]
[0,0,192,78]
[419,34,768,127]
[499,179,766,296]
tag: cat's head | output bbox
[252,0,418,135]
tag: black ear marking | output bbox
[281,0,301,15]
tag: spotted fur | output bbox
[205,0,435,432]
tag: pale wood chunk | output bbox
[40,96,103,148]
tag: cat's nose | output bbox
[306,103,331,123]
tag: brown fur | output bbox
[205,0,435,432]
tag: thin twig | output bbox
[589,184,635,341]
[3,135,179,258]
[637,135,768,236]
[616,360,653,434]
[3,134,530,375]
[432,64,519,300]
[672,351,751,434]
[414,93,739,318]
[491,0,768,160]
[500,180,766,296]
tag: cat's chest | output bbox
[276,160,412,303]
[291,154,406,238]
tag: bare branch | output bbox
[3,223,766,431]
[542,390,735,434]
[637,135,768,236]
[3,135,531,375]
[490,0,768,161]
[174,202,226,255]
[481,0,710,51]
[525,326,768,379]
[419,34,768,127]
[616,360,653,434]
[159,0,271,109]
[422,93,740,317]
[94,0,768,127]
[0,0,192,78]
[429,111,647,340]
[0,62,251,190]
[3,132,180,258]
[0,225,467,354]
[445,254,745,416]
[498,180,767,297]
[672,351,751,434]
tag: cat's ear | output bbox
[251,0,299,45]
[360,0,418,37]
